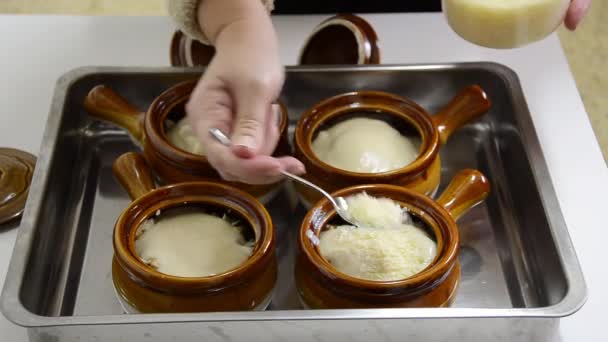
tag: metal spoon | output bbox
[208,128,357,226]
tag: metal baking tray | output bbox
[1,64,586,341]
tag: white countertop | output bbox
[1,13,606,342]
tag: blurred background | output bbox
[1,0,605,161]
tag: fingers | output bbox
[231,71,283,157]
[185,59,295,185]
[565,0,591,30]
[187,77,248,179]
[258,104,282,156]
[187,80,290,184]
[194,111,283,184]
[210,155,306,185]
[276,156,306,175]
[231,87,270,156]
[208,153,283,185]
[186,77,233,152]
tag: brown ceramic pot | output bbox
[111,152,277,313]
[84,81,291,203]
[170,14,380,67]
[299,14,380,65]
[170,30,216,67]
[0,148,36,224]
[296,169,490,309]
[293,85,491,207]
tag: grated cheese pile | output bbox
[319,193,436,281]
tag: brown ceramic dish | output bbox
[293,85,491,206]
[170,14,379,67]
[0,148,36,225]
[296,168,490,309]
[111,152,277,313]
[299,14,380,65]
[170,30,215,67]
[84,81,291,203]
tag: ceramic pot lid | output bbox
[0,148,36,224]
[169,14,379,67]
[170,30,216,67]
[298,14,380,65]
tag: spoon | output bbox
[208,128,358,226]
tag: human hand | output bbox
[186,8,305,184]
[565,0,591,30]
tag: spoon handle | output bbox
[209,127,232,146]
[280,170,339,208]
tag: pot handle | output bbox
[112,152,156,200]
[84,85,145,143]
[436,169,490,221]
[431,85,491,145]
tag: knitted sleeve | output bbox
[167,0,275,44]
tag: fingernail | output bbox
[287,163,306,175]
[234,136,256,150]
[232,144,255,158]
[297,164,306,174]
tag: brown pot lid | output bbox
[0,148,36,225]
[169,14,380,67]
[170,30,216,67]
[299,14,380,65]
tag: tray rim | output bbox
[0,63,587,327]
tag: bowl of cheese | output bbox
[293,85,491,207]
[442,0,570,49]
[84,81,291,203]
[296,169,490,309]
[111,152,277,313]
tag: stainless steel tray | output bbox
[1,64,586,342]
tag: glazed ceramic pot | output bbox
[170,30,216,67]
[84,81,291,203]
[0,148,36,224]
[169,14,379,67]
[293,85,491,207]
[296,169,490,309]
[298,14,380,65]
[111,152,277,313]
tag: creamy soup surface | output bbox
[136,210,253,277]
[312,117,420,173]
[166,119,205,155]
[319,193,437,281]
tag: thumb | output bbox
[231,82,275,157]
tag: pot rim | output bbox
[299,183,460,292]
[294,90,440,180]
[113,181,274,292]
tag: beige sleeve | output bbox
[167,0,275,44]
